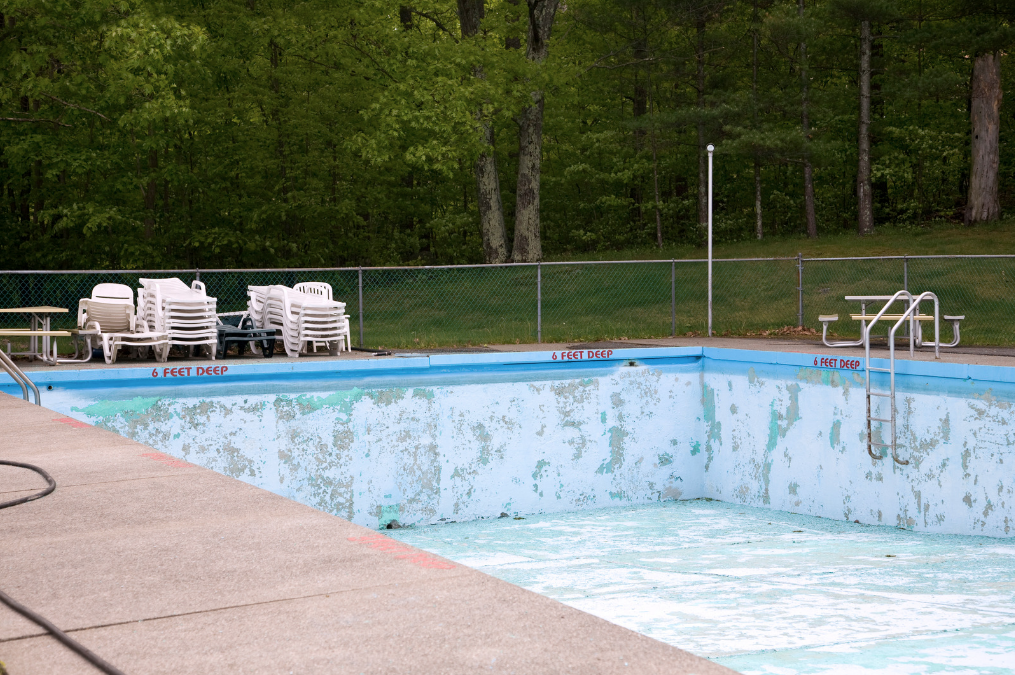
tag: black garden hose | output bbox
[0,461,55,510]
[0,460,128,675]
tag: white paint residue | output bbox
[392,501,1015,675]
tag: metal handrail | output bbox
[884,292,940,467]
[0,349,41,405]
[890,292,940,362]
[862,290,913,461]
[861,290,940,467]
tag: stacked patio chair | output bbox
[247,283,349,357]
[246,285,272,329]
[293,282,352,352]
[138,278,218,359]
[76,283,170,364]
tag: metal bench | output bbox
[0,330,73,365]
[821,296,965,349]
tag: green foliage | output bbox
[0,0,1012,269]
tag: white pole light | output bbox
[707,143,714,337]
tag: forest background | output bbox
[0,0,1012,270]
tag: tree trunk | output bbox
[857,19,873,236]
[458,0,509,263]
[631,28,647,224]
[754,162,763,240]
[648,88,662,248]
[799,0,817,239]
[475,123,508,262]
[512,0,559,263]
[631,67,646,222]
[144,147,157,239]
[514,94,544,262]
[753,0,762,240]
[696,15,707,227]
[967,52,1002,225]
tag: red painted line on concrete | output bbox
[140,452,194,469]
[53,417,90,429]
[348,533,456,569]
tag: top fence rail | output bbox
[5,253,1015,275]
[1,255,1012,348]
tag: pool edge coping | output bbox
[3,345,1015,389]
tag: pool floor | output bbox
[390,500,1015,674]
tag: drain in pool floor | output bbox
[391,500,1015,675]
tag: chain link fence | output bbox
[0,255,1012,348]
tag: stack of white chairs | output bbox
[138,278,218,359]
[75,283,170,364]
[293,282,352,353]
[247,282,349,357]
[246,285,271,329]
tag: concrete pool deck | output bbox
[0,395,733,674]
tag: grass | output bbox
[546,218,1015,262]
[1,219,1012,352]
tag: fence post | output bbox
[358,267,364,348]
[797,253,804,328]
[671,260,676,337]
[903,255,909,336]
[537,262,542,344]
[707,144,714,337]
[195,268,200,282]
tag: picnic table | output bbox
[819,295,964,349]
[0,306,71,364]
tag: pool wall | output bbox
[4,347,1013,537]
[14,352,706,528]
[704,349,1015,537]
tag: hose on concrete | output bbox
[0,460,128,675]
[0,460,55,510]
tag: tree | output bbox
[799,0,817,238]
[968,51,1002,223]
[458,0,509,262]
[512,0,560,263]
[831,0,898,236]
[959,0,1014,224]
[752,0,763,239]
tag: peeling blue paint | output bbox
[34,347,1015,538]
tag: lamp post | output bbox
[707,143,714,337]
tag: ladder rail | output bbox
[863,290,914,463]
[0,349,41,405]
[885,292,940,466]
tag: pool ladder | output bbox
[862,291,939,465]
[0,348,41,405]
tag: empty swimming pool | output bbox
[391,500,1015,674]
[6,345,1014,672]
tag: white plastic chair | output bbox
[77,283,169,364]
[293,282,334,300]
[292,283,350,351]
[253,285,346,357]
[138,278,218,359]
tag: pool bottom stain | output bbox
[390,500,1015,675]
